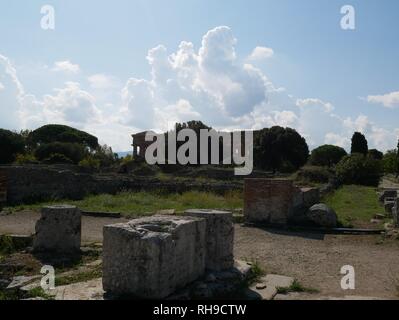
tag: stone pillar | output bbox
[185,209,234,271]
[102,216,206,299]
[33,205,81,254]
[244,179,294,225]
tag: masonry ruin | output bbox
[244,178,325,226]
[132,131,156,158]
[184,209,234,271]
[33,205,81,254]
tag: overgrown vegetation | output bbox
[7,190,243,217]
[277,280,319,295]
[323,185,384,227]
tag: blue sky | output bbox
[1,0,399,151]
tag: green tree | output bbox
[382,150,398,174]
[28,125,99,150]
[336,153,382,186]
[34,142,85,164]
[0,129,25,164]
[351,132,368,155]
[310,145,347,167]
[368,149,383,160]
[254,126,309,173]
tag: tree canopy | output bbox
[310,145,347,167]
[28,124,99,150]
[0,129,25,164]
[254,126,309,172]
[351,132,368,155]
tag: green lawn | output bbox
[323,185,384,227]
[7,190,243,217]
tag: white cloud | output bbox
[88,73,119,90]
[248,46,274,61]
[0,82,4,91]
[52,60,80,74]
[1,27,399,152]
[367,91,399,108]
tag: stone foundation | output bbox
[33,205,81,254]
[244,179,295,225]
[184,209,234,271]
[102,216,206,299]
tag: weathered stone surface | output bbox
[33,205,81,254]
[248,274,295,300]
[393,198,399,227]
[384,198,396,215]
[306,204,338,228]
[53,278,104,300]
[6,275,41,290]
[184,209,234,271]
[102,216,206,299]
[302,188,320,208]
[379,190,398,203]
[244,179,295,225]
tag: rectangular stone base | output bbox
[102,216,206,299]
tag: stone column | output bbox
[184,209,234,271]
[33,205,81,254]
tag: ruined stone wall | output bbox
[244,178,320,225]
[244,179,295,225]
[0,165,242,205]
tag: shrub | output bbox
[43,153,74,164]
[14,153,38,165]
[383,150,398,174]
[295,166,333,184]
[79,156,100,170]
[35,142,85,164]
[0,129,25,164]
[336,153,382,186]
[310,145,347,167]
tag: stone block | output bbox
[384,198,396,215]
[302,188,320,208]
[33,205,81,254]
[244,179,294,225]
[102,216,206,299]
[184,209,234,271]
[379,190,398,203]
[393,198,399,227]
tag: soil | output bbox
[1,210,399,299]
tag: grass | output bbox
[244,260,266,286]
[55,266,102,286]
[6,190,243,217]
[276,280,319,295]
[323,185,384,227]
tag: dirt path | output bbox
[1,211,399,299]
[0,210,129,243]
[234,225,399,299]
[380,177,399,190]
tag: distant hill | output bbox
[116,151,132,158]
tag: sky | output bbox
[1,0,399,152]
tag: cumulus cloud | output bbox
[248,46,274,61]
[52,60,80,74]
[1,26,399,151]
[367,91,399,108]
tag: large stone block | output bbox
[244,179,295,225]
[33,205,81,253]
[302,188,320,208]
[185,209,234,271]
[102,216,206,299]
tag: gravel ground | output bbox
[1,211,399,299]
[234,224,399,299]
